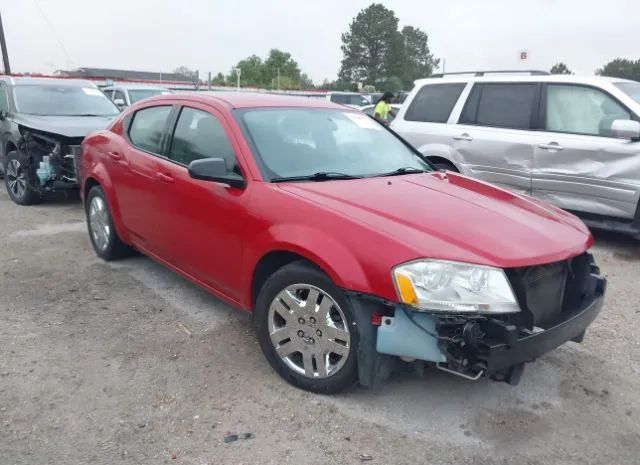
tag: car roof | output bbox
[414,74,636,87]
[144,92,348,110]
[0,76,97,87]
[103,84,169,90]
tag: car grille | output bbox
[506,253,593,329]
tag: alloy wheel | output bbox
[268,284,351,379]
[6,159,27,199]
[88,196,111,252]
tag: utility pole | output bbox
[233,67,241,89]
[0,11,11,74]
[277,67,280,91]
[207,71,211,91]
[442,58,446,74]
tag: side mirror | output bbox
[611,119,640,140]
[113,98,126,108]
[188,158,245,189]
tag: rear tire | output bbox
[4,151,41,205]
[254,261,359,394]
[85,185,133,261]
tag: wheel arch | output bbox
[82,170,131,244]
[246,228,372,309]
[416,142,463,172]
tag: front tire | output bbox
[4,151,40,205]
[254,261,359,394]
[85,185,132,261]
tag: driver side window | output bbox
[546,85,631,137]
[168,107,238,171]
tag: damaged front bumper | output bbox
[352,252,606,386]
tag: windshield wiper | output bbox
[71,114,111,117]
[271,172,363,183]
[376,167,428,177]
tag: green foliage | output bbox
[225,49,310,90]
[338,3,437,90]
[211,72,226,85]
[596,58,640,82]
[550,62,573,75]
[339,3,400,88]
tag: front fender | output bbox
[243,223,372,306]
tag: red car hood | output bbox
[278,172,592,268]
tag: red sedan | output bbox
[79,93,605,393]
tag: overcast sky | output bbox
[1,0,638,82]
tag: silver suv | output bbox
[392,71,640,238]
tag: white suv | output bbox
[392,71,640,238]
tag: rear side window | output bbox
[330,94,348,104]
[169,107,237,170]
[404,83,465,123]
[128,106,172,154]
[472,83,538,130]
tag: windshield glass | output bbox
[13,85,120,116]
[241,108,431,180]
[614,82,640,104]
[128,89,169,104]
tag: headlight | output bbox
[393,260,520,314]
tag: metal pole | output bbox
[208,71,211,91]
[277,67,280,91]
[442,58,446,74]
[236,68,241,89]
[0,11,11,74]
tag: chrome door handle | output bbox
[453,133,473,141]
[538,143,564,151]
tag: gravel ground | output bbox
[1,188,639,465]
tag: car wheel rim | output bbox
[88,196,111,252]
[268,284,351,379]
[6,159,27,199]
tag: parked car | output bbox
[0,77,120,205]
[79,93,605,393]
[360,103,402,122]
[102,84,171,109]
[392,71,640,238]
[324,91,371,108]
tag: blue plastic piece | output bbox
[376,309,446,362]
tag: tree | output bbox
[550,62,573,75]
[596,58,640,81]
[299,73,314,89]
[338,4,437,90]
[173,66,200,88]
[211,72,226,86]
[398,26,439,87]
[227,55,264,87]
[339,3,401,88]
[264,49,301,89]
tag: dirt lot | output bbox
[1,189,639,465]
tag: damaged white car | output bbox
[0,77,119,205]
[392,71,640,239]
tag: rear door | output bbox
[532,83,640,219]
[452,82,541,194]
[113,104,174,253]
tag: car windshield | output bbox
[13,85,120,116]
[614,82,640,104]
[128,89,169,104]
[241,108,431,180]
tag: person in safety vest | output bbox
[373,91,396,125]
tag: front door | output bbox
[155,104,249,301]
[113,104,173,253]
[532,83,640,219]
[452,82,541,195]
